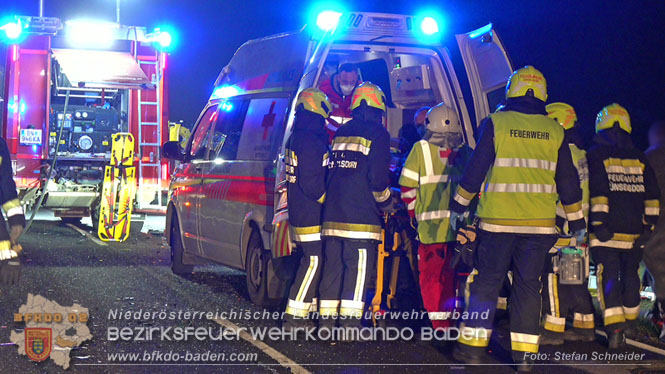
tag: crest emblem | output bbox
[25,328,52,362]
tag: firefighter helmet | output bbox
[506,65,547,102]
[426,103,461,134]
[546,102,577,130]
[295,88,332,118]
[350,82,386,112]
[596,103,631,134]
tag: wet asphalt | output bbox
[0,218,663,374]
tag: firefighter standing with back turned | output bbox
[540,102,596,345]
[282,88,332,330]
[399,103,473,330]
[449,66,585,372]
[319,82,393,335]
[0,136,26,285]
[587,103,660,348]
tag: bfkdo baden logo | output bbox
[11,294,92,369]
[25,328,52,362]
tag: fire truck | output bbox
[1,15,172,227]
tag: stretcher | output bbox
[371,212,421,326]
[98,133,136,242]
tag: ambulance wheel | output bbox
[170,215,193,275]
[246,230,270,306]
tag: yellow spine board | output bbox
[98,133,135,242]
[387,232,401,309]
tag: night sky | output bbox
[2,0,664,149]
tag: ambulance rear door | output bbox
[456,24,513,139]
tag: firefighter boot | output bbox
[563,327,596,342]
[607,329,626,349]
[514,357,534,373]
[452,344,493,365]
[539,329,564,346]
[282,314,314,337]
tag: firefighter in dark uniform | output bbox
[319,82,393,330]
[540,102,596,345]
[449,66,585,372]
[0,137,25,285]
[282,88,332,328]
[588,103,660,348]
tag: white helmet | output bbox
[426,103,461,134]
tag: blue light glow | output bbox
[19,99,26,114]
[0,16,26,44]
[221,102,234,112]
[1,20,21,40]
[469,24,493,39]
[32,145,38,153]
[211,85,241,100]
[158,31,172,47]
[420,17,438,35]
[316,10,342,32]
[413,10,445,43]
[153,26,178,51]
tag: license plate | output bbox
[20,129,42,145]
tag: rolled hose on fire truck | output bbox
[17,90,71,241]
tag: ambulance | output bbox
[1,15,172,228]
[163,11,514,306]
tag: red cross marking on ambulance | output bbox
[262,101,277,140]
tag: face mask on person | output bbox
[340,84,355,96]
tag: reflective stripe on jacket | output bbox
[399,140,472,243]
[476,111,565,234]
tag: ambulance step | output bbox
[139,122,159,126]
[140,102,158,106]
[140,163,161,167]
[139,142,161,146]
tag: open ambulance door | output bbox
[456,24,513,144]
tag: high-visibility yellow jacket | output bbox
[450,99,585,235]
[399,141,473,244]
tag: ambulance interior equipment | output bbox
[318,50,445,137]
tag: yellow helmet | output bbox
[350,82,386,112]
[295,88,332,118]
[546,102,577,130]
[596,103,631,134]
[505,65,547,102]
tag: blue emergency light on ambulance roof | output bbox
[316,10,342,32]
[420,17,438,35]
[211,85,241,100]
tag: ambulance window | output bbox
[487,87,505,113]
[235,98,290,161]
[208,100,248,161]
[189,105,218,160]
